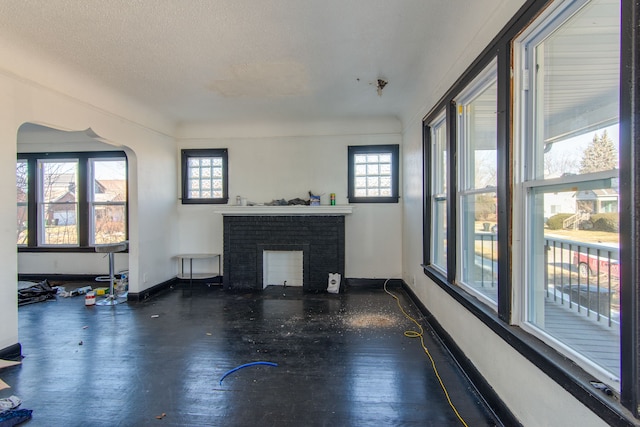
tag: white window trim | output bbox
[428,110,448,276]
[454,58,499,310]
[88,157,127,246]
[512,0,621,388]
[36,158,79,247]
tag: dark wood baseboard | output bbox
[344,277,402,289]
[18,273,99,283]
[127,277,179,302]
[402,282,521,427]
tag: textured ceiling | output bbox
[0,0,522,126]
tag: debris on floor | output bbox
[0,408,32,426]
[219,361,278,385]
[58,286,92,298]
[0,396,21,411]
[344,313,401,329]
[0,361,21,371]
[155,413,166,419]
[17,280,57,306]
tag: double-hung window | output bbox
[16,160,28,245]
[428,112,448,274]
[38,159,79,245]
[455,60,498,306]
[89,158,128,245]
[514,0,621,386]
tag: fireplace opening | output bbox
[262,250,303,288]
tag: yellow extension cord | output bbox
[383,279,469,427]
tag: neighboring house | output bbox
[45,179,126,225]
[575,188,618,213]
[46,191,76,225]
[544,191,576,219]
[94,179,127,223]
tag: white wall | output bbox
[0,41,178,352]
[176,118,403,279]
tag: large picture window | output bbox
[17,152,128,250]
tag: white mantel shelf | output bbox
[215,205,353,216]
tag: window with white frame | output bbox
[181,149,228,204]
[348,145,399,203]
[514,0,621,386]
[455,59,498,306]
[16,159,28,246]
[89,158,127,245]
[429,112,448,274]
[38,159,79,246]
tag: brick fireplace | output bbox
[222,215,345,292]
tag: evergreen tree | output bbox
[579,130,618,174]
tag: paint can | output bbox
[85,292,96,306]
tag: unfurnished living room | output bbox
[1,0,639,426]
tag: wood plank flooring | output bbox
[3,284,502,426]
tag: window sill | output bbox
[18,246,129,253]
[420,265,637,427]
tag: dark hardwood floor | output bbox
[2,283,502,426]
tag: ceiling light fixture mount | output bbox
[376,79,388,96]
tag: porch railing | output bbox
[471,233,619,328]
[544,236,619,327]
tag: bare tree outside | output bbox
[92,159,127,244]
[16,161,28,244]
[41,161,78,245]
[544,153,580,178]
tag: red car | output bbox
[573,250,620,279]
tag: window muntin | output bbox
[456,60,498,306]
[348,145,399,203]
[38,159,79,246]
[17,152,128,250]
[89,158,127,245]
[16,160,28,246]
[429,112,448,273]
[517,0,621,385]
[181,149,228,204]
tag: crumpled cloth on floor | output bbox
[0,408,32,427]
[0,396,21,412]
[18,279,57,306]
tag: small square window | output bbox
[181,149,228,204]
[348,145,399,203]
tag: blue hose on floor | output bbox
[219,361,278,385]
